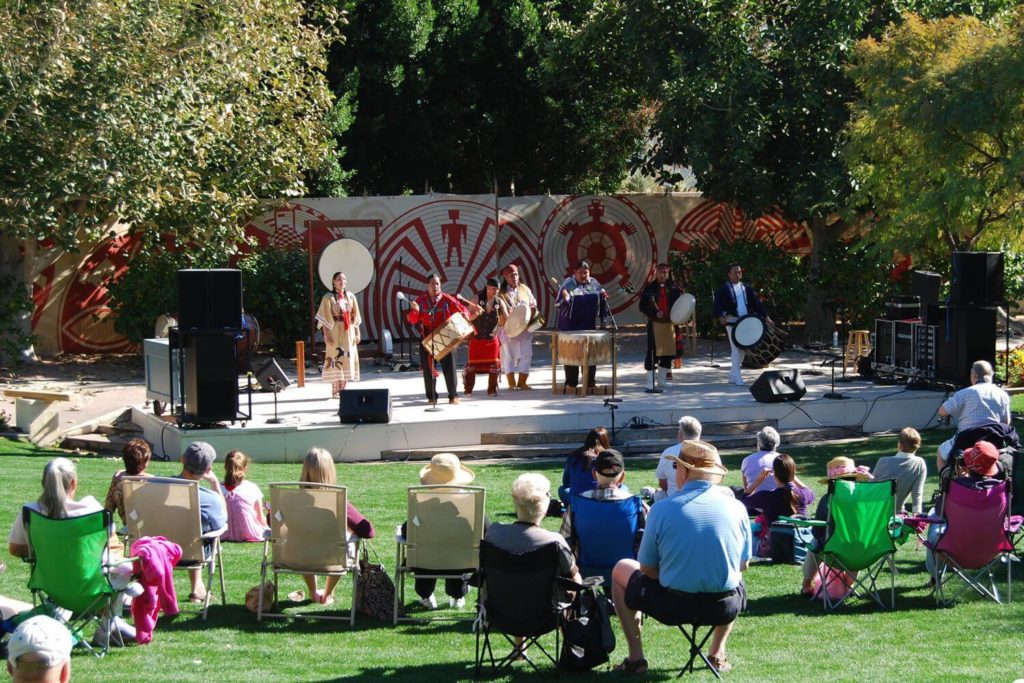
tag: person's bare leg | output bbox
[321,575,340,604]
[302,574,322,602]
[709,621,734,659]
[611,560,645,663]
[189,568,206,598]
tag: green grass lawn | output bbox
[1012,391,1024,414]
[2,427,1023,682]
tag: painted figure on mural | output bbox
[442,209,468,267]
[639,263,683,387]
[315,272,361,399]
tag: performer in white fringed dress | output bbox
[316,272,361,398]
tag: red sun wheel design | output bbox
[373,200,539,341]
[669,200,810,255]
[539,196,656,315]
[241,202,332,254]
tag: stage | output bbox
[131,331,950,463]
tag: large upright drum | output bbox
[422,312,474,360]
[551,331,616,395]
[730,315,787,369]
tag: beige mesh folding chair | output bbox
[121,476,227,620]
[257,482,360,625]
[393,485,486,624]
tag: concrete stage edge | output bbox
[133,346,948,463]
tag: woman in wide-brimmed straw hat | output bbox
[800,456,873,596]
[406,453,477,611]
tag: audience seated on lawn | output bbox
[611,439,750,675]
[402,452,483,610]
[222,450,270,542]
[739,426,782,495]
[296,447,375,605]
[7,457,137,643]
[560,449,648,541]
[559,427,610,504]
[800,456,873,596]
[6,615,72,683]
[936,360,1017,471]
[648,416,702,501]
[103,438,153,525]
[738,453,814,557]
[170,442,228,604]
[872,427,927,514]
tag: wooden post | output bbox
[295,341,305,387]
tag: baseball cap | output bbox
[594,449,625,477]
[6,616,72,667]
[182,441,217,474]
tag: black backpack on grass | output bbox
[558,584,615,671]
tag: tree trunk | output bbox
[803,216,848,343]
[0,233,37,363]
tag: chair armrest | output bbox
[902,515,941,526]
[201,525,228,541]
[778,516,825,528]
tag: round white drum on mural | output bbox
[318,239,374,293]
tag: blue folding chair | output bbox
[569,494,644,585]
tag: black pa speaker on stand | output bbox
[255,358,291,392]
[750,369,807,403]
[339,388,392,424]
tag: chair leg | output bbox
[217,542,227,606]
[350,566,359,626]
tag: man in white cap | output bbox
[610,440,750,675]
[6,615,72,682]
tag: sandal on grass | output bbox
[613,657,649,675]
[708,655,732,673]
[187,592,207,604]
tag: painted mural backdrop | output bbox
[28,194,810,354]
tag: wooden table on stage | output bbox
[550,330,617,396]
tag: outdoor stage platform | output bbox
[132,332,951,463]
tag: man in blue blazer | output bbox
[712,263,765,386]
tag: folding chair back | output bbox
[269,483,352,571]
[122,476,204,562]
[405,485,485,571]
[25,508,113,616]
[823,479,897,571]
[935,479,1012,569]
[475,540,565,675]
[570,494,642,582]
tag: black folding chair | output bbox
[474,540,576,676]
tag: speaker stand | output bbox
[266,379,284,424]
[823,356,847,400]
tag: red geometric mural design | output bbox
[539,195,657,315]
[668,200,811,256]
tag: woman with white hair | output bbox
[739,426,781,495]
[484,473,581,585]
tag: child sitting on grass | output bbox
[222,450,270,542]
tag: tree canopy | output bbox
[0,0,341,253]
[847,9,1024,258]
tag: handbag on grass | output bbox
[355,542,395,621]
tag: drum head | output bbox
[670,293,696,325]
[731,315,765,349]
[154,314,177,338]
[318,239,374,293]
[504,303,530,337]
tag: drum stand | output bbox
[823,356,847,400]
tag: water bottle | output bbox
[832,330,839,348]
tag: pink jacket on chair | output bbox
[130,536,182,644]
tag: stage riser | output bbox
[478,419,775,445]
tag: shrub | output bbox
[812,239,904,330]
[996,347,1024,388]
[0,274,34,365]
[236,248,310,351]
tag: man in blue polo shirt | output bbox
[610,440,750,675]
[174,441,227,603]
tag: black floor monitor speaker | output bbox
[255,358,291,392]
[178,269,243,331]
[750,369,806,403]
[182,333,239,423]
[949,252,1004,307]
[339,388,392,424]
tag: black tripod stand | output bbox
[823,356,847,400]
[266,378,285,423]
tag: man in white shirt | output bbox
[712,263,766,386]
[651,416,703,501]
[936,360,1016,471]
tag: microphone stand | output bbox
[267,378,284,424]
[708,288,721,368]
[604,397,619,444]
[644,318,663,394]
[836,307,853,384]
[823,356,847,399]
[425,353,442,412]
[604,298,622,403]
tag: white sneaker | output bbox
[450,597,466,609]
[417,594,437,609]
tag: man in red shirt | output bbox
[407,273,473,404]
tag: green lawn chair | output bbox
[787,479,899,610]
[24,507,127,657]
